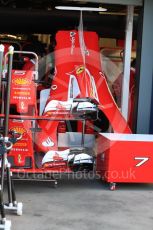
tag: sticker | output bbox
[42,137,54,147]
[18,154,22,163]
[13,78,30,85]
[21,101,25,110]
[10,127,26,136]
[70,31,76,55]
[51,85,57,90]
[14,71,26,75]
[76,66,85,75]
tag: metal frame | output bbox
[3,50,39,80]
[0,45,23,230]
[0,44,4,90]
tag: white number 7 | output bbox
[134,157,149,167]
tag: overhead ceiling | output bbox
[0,0,142,38]
[0,0,141,12]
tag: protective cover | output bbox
[36,30,131,154]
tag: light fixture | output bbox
[55,6,107,12]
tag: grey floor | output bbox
[7,175,153,230]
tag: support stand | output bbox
[0,45,23,230]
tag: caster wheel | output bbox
[53,181,58,188]
[17,202,23,216]
[110,183,116,191]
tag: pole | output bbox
[121,5,134,121]
[4,46,14,137]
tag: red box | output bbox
[96,133,153,183]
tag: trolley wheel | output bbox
[53,181,58,188]
[110,183,116,191]
[16,202,23,216]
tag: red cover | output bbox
[37,30,131,153]
[51,31,131,133]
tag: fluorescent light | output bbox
[55,6,107,12]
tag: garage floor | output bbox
[8,175,153,230]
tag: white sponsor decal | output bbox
[42,137,54,147]
[70,31,76,55]
[21,101,25,109]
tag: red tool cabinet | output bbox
[96,133,153,190]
